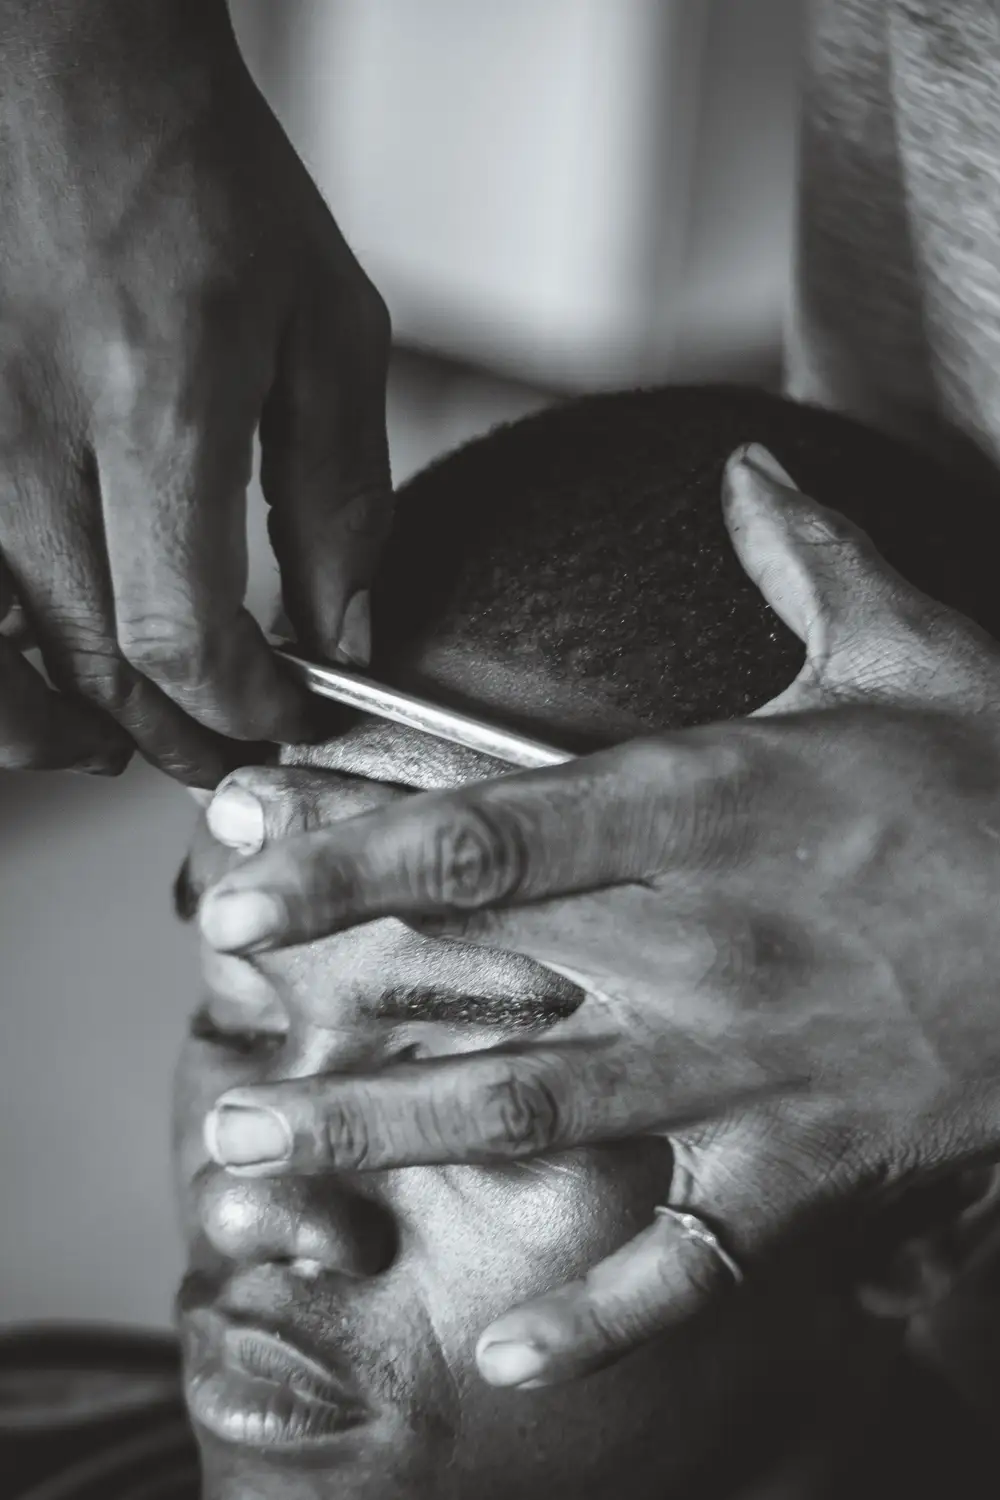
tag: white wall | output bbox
[232,0,803,387]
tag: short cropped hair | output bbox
[371,385,1000,731]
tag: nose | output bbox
[195,1166,397,1279]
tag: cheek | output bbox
[392,1143,681,1492]
[394,1139,673,1366]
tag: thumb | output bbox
[721,443,925,714]
[475,1203,743,1389]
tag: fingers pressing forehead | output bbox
[205,761,411,852]
[201,719,511,857]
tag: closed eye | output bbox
[388,1021,536,1062]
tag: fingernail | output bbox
[335,589,371,667]
[738,443,798,491]
[205,1104,292,1167]
[477,1341,548,1387]
[207,785,265,853]
[199,889,283,952]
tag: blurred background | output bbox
[0,0,803,1328]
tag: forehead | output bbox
[284,633,653,789]
[189,725,583,1025]
[278,716,511,791]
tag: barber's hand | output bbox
[0,1,391,783]
[197,445,1000,1386]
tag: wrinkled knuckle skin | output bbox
[581,1281,669,1349]
[71,665,139,718]
[275,788,319,838]
[41,635,141,718]
[569,1295,623,1357]
[474,1065,562,1159]
[801,503,859,549]
[617,736,675,784]
[620,732,746,790]
[322,1098,374,1171]
[117,621,209,693]
[426,803,530,910]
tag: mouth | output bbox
[180,1305,371,1452]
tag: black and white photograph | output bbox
[1,3,999,1497]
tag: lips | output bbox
[181,1304,371,1451]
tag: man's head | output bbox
[172,386,1000,1499]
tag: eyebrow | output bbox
[374,981,581,1032]
[171,859,582,1030]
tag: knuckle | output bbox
[92,337,147,419]
[222,771,317,838]
[575,1254,684,1350]
[321,1095,375,1171]
[117,619,209,691]
[268,762,405,828]
[423,802,530,910]
[38,630,141,718]
[615,735,676,785]
[573,1294,628,1353]
[628,731,756,877]
[89,337,188,437]
[272,786,333,840]
[95,334,250,465]
[67,663,137,717]
[620,731,749,791]
[473,1062,562,1158]
[800,502,862,549]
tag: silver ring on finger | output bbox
[653,1206,744,1284]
